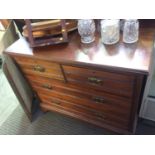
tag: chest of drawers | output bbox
[3,29,155,134]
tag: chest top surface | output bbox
[4,28,155,74]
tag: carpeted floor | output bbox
[0,69,19,126]
[0,69,155,135]
[0,105,113,135]
[1,103,155,135]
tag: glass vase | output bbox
[123,19,139,43]
[101,19,120,45]
[78,19,95,44]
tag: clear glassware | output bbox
[101,19,120,45]
[78,19,95,44]
[123,19,139,43]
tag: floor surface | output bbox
[0,69,19,126]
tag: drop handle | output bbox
[92,96,105,103]
[33,65,45,72]
[94,112,107,119]
[42,84,52,90]
[88,77,103,85]
[50,99,61,105]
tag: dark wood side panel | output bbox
[3,62,32,121]
[129,75,145,133]
[3,55,43,121]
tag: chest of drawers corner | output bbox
[7,54,145,134]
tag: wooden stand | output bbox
[25,19,68,48]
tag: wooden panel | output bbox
[39,100,129,128]
[32,83,132,114]
[20,67,63,81]
[14,56,60,69]
[26,75,132,108]
[25,76,132,123]
[63,65,134,82]
[40,95,129,123]
[63,65,134,97]
[4,55,33,113]
[3,55,42,121]
[4,28,155,74]
[40,98,129,130]
[14,56,65,81]
[38,92,131,120]
[40,103,130,133]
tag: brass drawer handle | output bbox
[94,112,106,119]
[50,99,61,105]
[33,65,45,72]
[88,77,103,85]
[42,84,52,90]
[92,96,105,103]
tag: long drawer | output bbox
[40,103,129,132]
[25,74,132,105]
[40,95,129,130]
[26,75,132,109]
[14,56,64,81]
[25,75,132,126]
[63,65,135,98]
[36,86,131,119]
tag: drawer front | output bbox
[25,75,132,126]
[37,87,131,119]
[63,65,135,97]
[26,75,132,109]
[14,56,64,81]
[40,96,129,130]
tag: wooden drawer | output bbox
[14,56,64,81]
[37,87,131,119]
[25,75,132,124]
[26,75,132,109]
[63,65,135,97]
[40,96,129,130]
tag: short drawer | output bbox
[14,56,64,81]
[40,95,130,130]
[63,65,135,97]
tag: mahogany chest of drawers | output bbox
[3,29,155,134]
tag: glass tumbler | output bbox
[101,19,120,45]
[123,19,139,43]
[78,19,95,44]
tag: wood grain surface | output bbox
[4,28,155,74]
